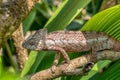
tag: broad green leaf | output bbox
[20,51,38,77]
[82,5,120,40]
[23,9,36,34]
[24,51,55,74]
[28,51,47,73]
[45,0,91,32]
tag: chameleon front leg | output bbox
[53,52,60,66]
[51,52,60,73]
[48,46,70,64]
[48,46,70,72]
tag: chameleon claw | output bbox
[51,65,57,73]
[83,62,94,72]
[64,59,71,64]
[51,57,71,73]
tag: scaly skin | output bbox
[22,29,120,64]
[46,31,113,52]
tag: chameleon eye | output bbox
[29,39,35,45]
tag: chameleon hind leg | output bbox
[48,46,70,63]
[83,47,96,73]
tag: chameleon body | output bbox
[22,29,120,63]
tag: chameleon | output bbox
[22,28,120,69]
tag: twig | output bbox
[30,50,120,80]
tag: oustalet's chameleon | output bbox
[22,29,120,71]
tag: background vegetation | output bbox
[0,0,120,80]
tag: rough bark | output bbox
[0,0,39,47]
[12,24,28,70]
[0,0,39,70]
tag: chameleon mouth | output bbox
[22,41,27,48]
[22,42,34,50]
[22,40,38,50]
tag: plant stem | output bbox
[5,41,18,72]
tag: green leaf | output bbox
[0,56,2,77]
[0,67,19,80]
[45,0,91,32]
[29,51,55,73]
[35,3,50,18]
[93,59,120,80]
[80,60,111,80]
[20,51,38,77]
[82,5,120,40]
[28,51,47,74]
[92,60,111,71]
[23,9,36,34]
[66,20,84,30]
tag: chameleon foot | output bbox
[83,62,94,72]
[51,55,70,73]
[49,47,70,73]
[51,59,59,73]
[51,65,57,73]
[51,53,60,73]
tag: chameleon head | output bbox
[22,29,47,51]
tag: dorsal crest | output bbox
[33,28,47,40]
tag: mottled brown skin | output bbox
[46,31,112,52]
[22,29,120,64]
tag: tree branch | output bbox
[12,24,28,70]
[0,0,39,47]
[30,50,120,80]
[0,0,40,70]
